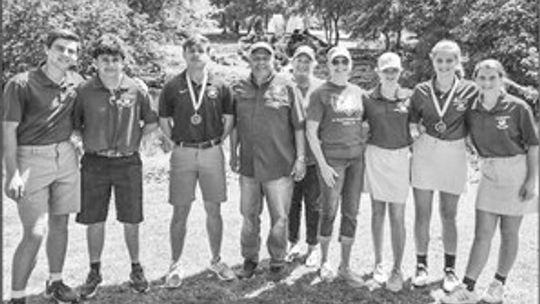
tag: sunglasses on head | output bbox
[331,58,350,66]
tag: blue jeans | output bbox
[240,175,294,267]
[319,155,365,243]
[288,164,321,245]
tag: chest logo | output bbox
[394,100,409,113]
[207,87,219,99]
[331,92,362,116]
[495,115,510,130]
[453,96,467,111]
[49,85,77,110]
[264,84,291,109]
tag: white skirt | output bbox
[364,145,410,203]
[476,155,538,215]
[411,134,467,195]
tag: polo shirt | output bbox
[3,66,84,145]
[158,70,234,143]
[233,72,304,182]
[410,79,478,140]
[362,85,412,149]
[307,81,367,159]
[466,93,539,158]
[73,75,158,154]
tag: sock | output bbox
[444,253,456,271]
[90,261,101,273]
[416,254,427,268]
[494,273,507,285]
[11,290,25,299]
[49,272,62,282]
[211,256,221,264]
[463,276,476,291]
[131,262,141,270]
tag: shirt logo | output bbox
[264,84,291,109]
[453,96,467,111]
[495,116,510,130]
[49,85,76,110]
[394,100,409,113]
[116,97,136,108]
[207,87,219,99]
[330,92,362,116]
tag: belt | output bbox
[88,150,136,158]
[175,138,222,149]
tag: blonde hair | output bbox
[430,40,462,59]
[473,59,506,78]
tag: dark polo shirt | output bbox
[3,67,84,145]
[158,70,234,143]
[307,81,367,159]
[363,85,412,149]
[466,93,539,158]
[410,79,478,140]
[73,75,158,154]
[233,72,304,182]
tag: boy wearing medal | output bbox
[74,34,158,298]
[409,40,478,292]
[158,34,236,288]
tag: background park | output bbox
[2,0,539,303]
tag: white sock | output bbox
[11,290,25,299]
[49,272,62,282]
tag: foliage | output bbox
[209,0,286,33]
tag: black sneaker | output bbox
[267,265,286,282]
[129,264,149,293]
[8,298,26,304]
[44,280,80,303]
[80,269,103,299]
[236,259,258,279]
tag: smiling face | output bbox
[377,67,401,85]
[431,50,459,78]
[95,53,124,78]
[45,38,79,71]
[292,54,314,76]
[328,55,351,80]
[183,43,209,70]
[250,48,274,75]
[475,67,503,95]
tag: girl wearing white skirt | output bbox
[441,60,538,304]
[362,52,411,292]
[409,40,479,291]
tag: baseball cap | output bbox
[293,45,316,61]
[249,41,274,55]
[327,46,352,62]
[377,52,402,70]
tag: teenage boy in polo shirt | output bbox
[73,34,158,298]
[158,34,236,288]
[231,41,306,281]
[3,29,83,304]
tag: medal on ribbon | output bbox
[186,69,208,125]
[428,78,459,133]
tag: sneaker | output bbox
[318,262,335,282]
[286,242,302,262]
[481,280,504,303]
[337,266,364,288]
[236,259,258,280]
[440,284,480,304]
[163,262,183,289]
[372,263,387,284]
[79,269,103,299]
[412,264,428,287]
[209,260,236,281]
[129,264,149,293]
[386,268,404,292]
[44,280,80,303]
[304,245,320,267]
[267,265,286,282]
[8,298,26,304]
[443,268,460,293]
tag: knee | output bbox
[48,215,69,234]
[204,203,222,219]
[500,227,519,242]
[372,207,385,220]
[440,209,457,223]
[23,220,47,243]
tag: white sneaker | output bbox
[372,263,387,284]
[318,262,335,282]
[386,268,404,292]
[481,280,504,303]
[412,264,428,287]
[442,269,460,293]
[209,260,236,281]
[440,284,480,304]
[286,242,302,262]
[163,262,183,289]
[337,266,364,288]
[304,245,320,267]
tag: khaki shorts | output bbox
[169,144,227,205]
[16,141,80,217]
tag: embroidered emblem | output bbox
[453,96,467,111]
[49,85,76,110]
[116,97,136,108]
[207,87,219,99]
[394,100,409,113]
[264,84,291,108]
[495,115,510,130]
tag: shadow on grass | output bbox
[14,260,447,304]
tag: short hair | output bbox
[91,34,127,59]
[45,29,80,48]
[473,59,506,78]
[430,39,462,60]
[182,34,210,52]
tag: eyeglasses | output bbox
[331,58,350,66]
[381,68,400,74]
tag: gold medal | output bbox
[190,113,202,125]
[186,69,208,126]
[434,120,447,133]
[429,78,459,134]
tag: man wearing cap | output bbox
[73,34,158,298]
[285,45,324,266]
[159,34,236,288]
[3,29,83,304]
[231,41,306,281]
[306,46,367,287]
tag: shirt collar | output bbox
[180,69,216,87]
[249,72,275,88]
[92,73,130,91]
[474,92,508,113]
[36,64,79,90]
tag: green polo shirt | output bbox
[233,72,305,182]
[73,75,158,154]
[3,66,84,145]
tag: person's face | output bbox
[431,50,459,77]
[475,67,503,95]
[45,38,79,71]
[250,49,273,74]
[292,54,314,76]
[183,43,209,69]
[95,54,124,77]
[328,55,351,78]
[377,67,401,85]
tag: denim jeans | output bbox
[319,155,365,243]
[288,164,321,245]
[240,175,294,266]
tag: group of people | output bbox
[3,28,538,304]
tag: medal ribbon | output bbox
[186,69,208,113]
[428,78,459,120]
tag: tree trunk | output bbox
[323,17,330,43]
[383,31,390,51]
[333,17,339,45]
[395,28,402,50]
[222,13,228,34]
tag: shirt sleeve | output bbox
[72,87,84,131]
[289,85,305,130]
[409,86,422,123]
[139,89,158,124]
[3,77,26,122]
[158,82,174,118]
[519,103,539,147]
[221,84,234,115]
[307,89,324,122]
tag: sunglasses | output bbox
[331,58,350,66]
